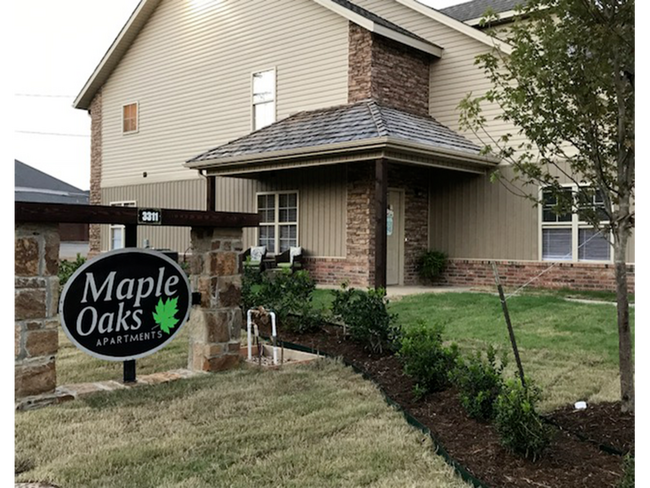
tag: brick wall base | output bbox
[434,259,635,293]
[304,257,634,293]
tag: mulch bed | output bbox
[262,323,632,488]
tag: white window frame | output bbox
[251,68,276,131]
[538,185,612,263]
[122,101,139,135]
[109,201,136,250]
[255,191,299,255]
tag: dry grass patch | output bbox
[16,359,469,488]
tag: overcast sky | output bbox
[12,0,462,191]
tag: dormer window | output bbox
[252,69,275,131]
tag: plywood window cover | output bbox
[122,102,139,134]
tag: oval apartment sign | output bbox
[59,248,192,361]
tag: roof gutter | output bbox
[184,136,499,175]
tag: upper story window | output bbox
[122,102,138,134]
[257,191,298,254]
[252,69,275,131]
[540,186,610,262]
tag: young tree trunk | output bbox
[614,226,634,413]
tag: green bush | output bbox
[618,453,634,488]
[331,285,400,353]
[398,321,459,398]
[242,268,323,333]
[494,379,550,461]
[58,254,87,291]
[452,345,507,421]
[417,250,447,281]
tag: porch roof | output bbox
[185,99,500,176]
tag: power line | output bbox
[15,93,75,98]
[15,130,89,138]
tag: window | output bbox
[109,201,136,249]
[122,102,138,133]
[256,192,298,254]
[540,186,610,262]
[252,69,275,131]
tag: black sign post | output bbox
[124,224,138,383]
[59,246,192,378]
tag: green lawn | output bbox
[16,360,468,488]
[56,327,190,385]
[389,292,633,411]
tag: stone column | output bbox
[187,227,244,372]
[15,223,60,404]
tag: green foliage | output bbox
[452,345,507,421]
[398,321,459,398]
[58,254,86,290]
[494,379,550,461]
[331,285,400,353]
[618,453,634,488]
[417,250,447,281]
[242,268,324,333]
[152,297,179,334]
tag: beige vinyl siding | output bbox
[101,0,349,188]
[429,167,538,260]
[101,166,347,257]
[355,0,526,151]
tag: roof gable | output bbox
[74,0,441,110]
[395,0,512,53]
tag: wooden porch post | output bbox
[374,158,388,289]
[206,175,216,211]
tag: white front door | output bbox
[386,189,404,286]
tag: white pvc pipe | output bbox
[247,309,253,361]
[246,308,278,365]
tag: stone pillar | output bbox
[15,223,60,403]
[187,227,244,372]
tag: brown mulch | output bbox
[263,324,632,488]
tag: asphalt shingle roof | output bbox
[331,0,432,45]
[187,100,481,164]
[15,160,89,204]
[440,0,522,22]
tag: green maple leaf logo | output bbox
[152,297,179,334]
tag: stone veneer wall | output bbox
[434,259,635,293]
[187,227,244,372]
[15,223,60,405]
[89,89,103,256]
[348,22,431,116]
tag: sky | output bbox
[11,0,462,191]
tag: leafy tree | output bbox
[459,0,634,411]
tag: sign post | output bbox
[124,224,138,383]
[59,247,192,378]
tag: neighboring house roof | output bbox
[186,99,496,175]
[440,0,521,22]
[15,160,89,205]
[74,0,441,110]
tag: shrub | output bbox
[618,453,634,488]
[417,250,447,281]
[452,345,507,421]
[494,379,550,461]
[58,254,87,291]
[242,268,323,333]
[398,321,459,398]
[331,285,400,353]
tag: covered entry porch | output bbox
[186,99,498,288]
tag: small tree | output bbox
[459,0,634,411]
